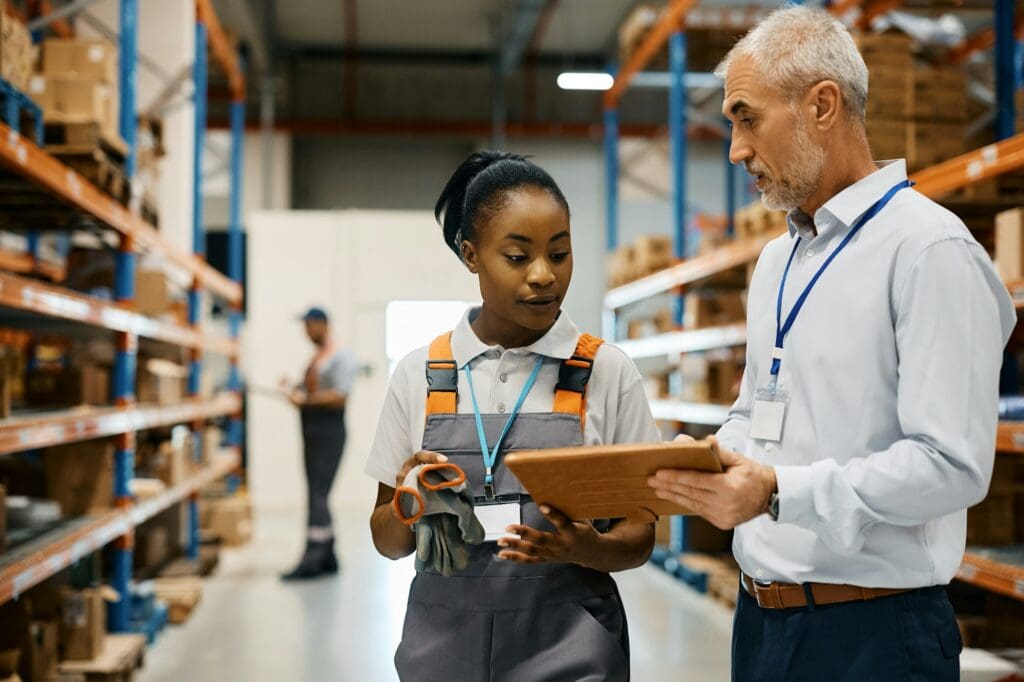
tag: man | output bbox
[280,307,359,580]
[648,7,1016,681]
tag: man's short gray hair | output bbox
[715,6,869,122]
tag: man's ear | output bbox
[462,240,479,273]
[806,79,842,131]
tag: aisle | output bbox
[138,508,733,681]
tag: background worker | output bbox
[649,7,1016,681]
[280,307,359,581]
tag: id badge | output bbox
[474,495,521,543]
[750,385,789,443]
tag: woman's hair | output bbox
[434,151,569,260]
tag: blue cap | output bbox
[299,307,329,323]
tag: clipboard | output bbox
[503,439,722,524]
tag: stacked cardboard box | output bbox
[734,201,787,240]
[0,6,34,92]
[607,235,674,288]
[859,32,913,163]
[995,208,1024,281]
[201,493,251,547]
[31,38,121,145]
[42,440,115,518]
[857,31,968,171]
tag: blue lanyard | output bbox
[771,179,912,379]
[464,355,544,498]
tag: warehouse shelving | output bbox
[0,0,248,633]
[0,449,240,606]
[0,393,241,456]
[602,0,1024,603]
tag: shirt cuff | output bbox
[773,464,815,526]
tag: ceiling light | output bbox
[557,72,614,91]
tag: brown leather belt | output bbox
[741,573,912,610]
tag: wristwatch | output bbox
[767,492,780,522]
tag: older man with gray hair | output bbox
[648,6,1016,680]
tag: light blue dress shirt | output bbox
[717,160,1017,588]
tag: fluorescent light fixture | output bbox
[557,72,614,91]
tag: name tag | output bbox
[750,386,789,443]
[474,501,521,543]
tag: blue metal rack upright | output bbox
[110,0,139,634]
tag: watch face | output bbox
[769,494,780,520]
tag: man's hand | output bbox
[497,506,603,568]
[288,390,307,407]
[648,438,777,530]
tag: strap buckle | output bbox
[556,355,593,394]
[425,360,458,393]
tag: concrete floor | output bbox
[137,508,734,682]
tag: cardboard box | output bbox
[905,122,966,172]
[684,291,746,329]
[32,77,116,135]
[996,208,1024,281]
[42,440,115,517]
[866,118,906,161]
[25,621,57,682]
[0,8,35,92]
[134,270,171,317]
[910,67,967,122]
[203,496,251,547]
[155,441,188,487]
[42,39,117,84]
[59,587,117,662]
[854,32,913,68]
[634,235,672,275]
[136,359,187,406]
[134,526,170,569]
[24,365,109,409]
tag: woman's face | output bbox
[463,186,572,333]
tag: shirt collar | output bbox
[450,306,580,368]
[787,160,908,240]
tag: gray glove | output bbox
[394,463,485,576]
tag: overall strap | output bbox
[552,333,604,430]
[424,332,457,418]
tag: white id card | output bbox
[475,502,521,543]
[750,386,789,443]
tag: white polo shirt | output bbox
[365,307,661,485]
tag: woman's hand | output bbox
[497,505,604,568]
[288,390,307,407]
[393,451,449,493]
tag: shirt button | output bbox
[498,403,506,413]
[765,443,774,452]
[756,569,765,578]
[500,373,509,383]
[806,248,816,257]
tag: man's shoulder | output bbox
[887,189,975,249]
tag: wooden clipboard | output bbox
[503,439,722,524]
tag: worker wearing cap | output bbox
[280,307,359,580]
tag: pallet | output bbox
[158,546,219,579]
[44,121,128,161]
[56,634,146,682]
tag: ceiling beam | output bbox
[275,43,606,70]
[500,0,550,72]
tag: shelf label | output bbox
[1014,433,1024,449]
[959,564,977,580]
[982,145,999,165]
[12,569,35,599]
[47,554,65,573]
[1015,578,1024,596]
[71,540,90,562]
[66,170,82,199]
[966,160,983,180]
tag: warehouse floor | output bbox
[136,508,734,681]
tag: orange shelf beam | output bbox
[196,0,245,101]
[0,270,237,355]
[604,0,699,110]
[0,121,241,303]
[909,133,1024,198]
[996,421,1024,454]
[957,552,1024,602]
[948,17,1024,65]
[0,451,240,605]
[0,394,242,456]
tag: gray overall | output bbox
[394,347,630,682]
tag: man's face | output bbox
[722,55,825,212]
[305,319,328,346]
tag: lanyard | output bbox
[464,355,544,499]
[771,179,912,379]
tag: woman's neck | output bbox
[471,306,551,349]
